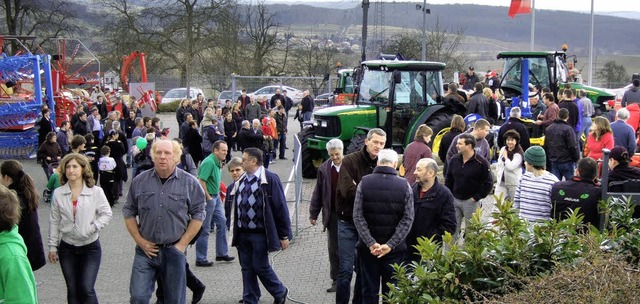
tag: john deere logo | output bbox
[580,193,590,199]
[559,190,565,196]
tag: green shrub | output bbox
[156,100,180,113]
[385,196,640,303]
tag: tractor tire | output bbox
[299,128,321,179]
[346,133,367,155]
[425,111,454,148]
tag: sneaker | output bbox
[279,157,287,160]
[215,255,235,262]
[195,260,214,267]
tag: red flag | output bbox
[508,0,532,18]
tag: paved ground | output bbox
[24,112,498,303]
[27,113,337,304]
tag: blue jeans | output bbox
[126,138,133,165]
[278,133,286,159]
[303,111,313,122]
[236,232,287,304]
[130,245,187,304]
[579,118,592,151]
[551,161,575,181]
[336,220,362,304]
[212,194,229,257]
[358,245,404,304]
[58,240,102,304]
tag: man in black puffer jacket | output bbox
[353,149,414,304]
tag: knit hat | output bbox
[609,146,630,163]
[524,146,546,167]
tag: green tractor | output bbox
[498,51,615,113]
[299,60,462,178]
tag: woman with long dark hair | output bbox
[495,130,524,203]
[0,160,46,271]
[47,153,112,304]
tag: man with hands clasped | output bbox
[352,149,414,304]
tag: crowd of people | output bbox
[3,85,316,303]
[307,80,640,303]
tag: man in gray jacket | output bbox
[244,97,264,121]
[309,138,344,293]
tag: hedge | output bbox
[156,100,181,113]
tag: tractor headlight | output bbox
[320,120,328,128]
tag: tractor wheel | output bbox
[425,111,454,148]
[346,133,367,155]
[299,128,323,179]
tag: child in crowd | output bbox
[98,146,118,206]
[294,103,304,129]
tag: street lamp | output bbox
[415,2,431,61]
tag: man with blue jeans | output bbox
[336,128,387,304]
[124,140,206,304]
[545,108,580,181]
[196,140,235,266]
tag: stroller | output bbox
[43,160,59,180]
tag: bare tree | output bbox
[382,20,471,79]
[245,1,280,76]
[0,0,79,51]
[101,0,231,87]
[289,38,341,95]
[596,60,628,88]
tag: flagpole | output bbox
[530,0,535,51]
[588,0,594,86]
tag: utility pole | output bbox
[588,0,594,86]
[417,1,431,61]
[361,0,370,62]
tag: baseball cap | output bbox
[609,146,630,163]
[607,100,615,107]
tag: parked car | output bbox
[314,93,332,108]
[248,85,304,105]
[162,87,204,104]
[217,90,242,107]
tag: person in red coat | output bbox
[586,117,615,161]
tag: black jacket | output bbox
[551,178,601,229]
[445,152,493,201]
[609,164,640,192]
[438,129,462,164]
[406,179,456,260]
[559,100,579,130]
[336,145,377,221]
[498,117,531,152]
[301,95,314,113]
[544,119,579,163]
[270,93,285,109]
[37,117,54,147]
[9,183,46,271]
[73,120,88,136]
[466,91,488,118]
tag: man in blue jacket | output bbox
[230,147,292,304]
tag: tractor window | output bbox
[344,76,354,94]
[358,69,391,103]
[391,71,439,146]
[502,57,550,91]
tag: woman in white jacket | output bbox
[47,153,112,304]
[495,130,525,204]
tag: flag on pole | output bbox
[508,0,532,18]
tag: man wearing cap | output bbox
[605,100,617,122]
[611,108,637,155]
[545,108,580,181]
[621,79,640,107]
[515,146,559,222]
[445,133,493,241]
[551,157,601,229]
[462,67,479,91]
[608,146,640,192]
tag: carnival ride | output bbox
[0,35,54,159]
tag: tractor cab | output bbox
[498,51,568,102]
[354,61,445,149]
